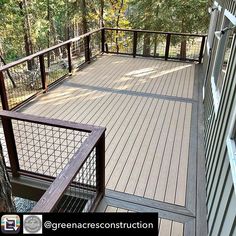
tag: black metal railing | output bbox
[0,111,105,212]
[103,28,206,63]
[0,27,206,111]
[0,29,102,110]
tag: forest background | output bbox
[0,0,210,63]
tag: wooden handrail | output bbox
[31,128,105,212]
[0,28,103,72]
[0,27,206,73]
[0,110,102,133]
[104,27,207,37]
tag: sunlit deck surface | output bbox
[19,54,201,235]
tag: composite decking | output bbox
[19,54,201,235]
[104,206,184,236]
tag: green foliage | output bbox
[128,0,209,33]
[0,0,209,63]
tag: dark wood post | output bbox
[1,117,20,177]
[85,35,90,62]
[0,71,9,110]
[133,31,138,58]
[199,36,206,64]
[67,42,73,74]
[96,132,105,197]
[101,29,105,53]
[165,33,171,61]
[39,55,47,91]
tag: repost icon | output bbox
[1,215,20,234]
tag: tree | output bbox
[0,143,15,212]
[128,0,209,57]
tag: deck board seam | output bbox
[64,82,197,104]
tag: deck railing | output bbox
[103,28,206,63]
[0,28,206,110]
[0,111,105,212]
[0,29,102,111]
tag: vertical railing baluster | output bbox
[101,29,105,53]
[165,33,171,61]
[0,71,9,110]
[67,42,73,74]
[199,36,206,64]
[1,116,19,177]
[85,35,91,63]
[96,132,105,197]
[39,54,47,91]
[133,31,138,58]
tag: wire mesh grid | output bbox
[45,46,69,86]
[71,39,85,68]
[136,33,166,58]
[90,32,101,58]
[3,58,42,109]
[54,148,97,212]
[106,30,133,54]
[169,35,202,60]
[10,119,89,177]
[0,120,9,165]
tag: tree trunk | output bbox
[115,0,124,53]
[100,0,104,27]
[19,0,34,70]
[143,34,151,56]
[80,0,88,34]
[47,0,51,67]
[0,55,16,88]
[0,143,15,212]
[180,39,187,59]
[65,0,70,41]
[180,19,186,59]
[154,36,157,57]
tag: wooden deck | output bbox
[19,54,202,235]
[104,204,184,236]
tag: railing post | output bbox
[133,31,138,58]
[96,132,105,197]
[0,71,9,110]
[67,42,73,74]
[85,35,90,63]
[1,116,20,177]
[165,33,171,61]
[199,36,206,64]
[39,55,47,91]
[101,29,105,53]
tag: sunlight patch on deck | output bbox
[20,54,195,207]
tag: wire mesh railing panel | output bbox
[105,30,133,54]
[90,32,101,58]
[136,33,166,58]
[54,148,96,213]
[3,58,42,109]
[45,46,69,86]
[0,121,9,166]
[169,35,202,61]
[71,39,85,68]
[12,119,90,177]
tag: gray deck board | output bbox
[16,55,200,235]
[21,55,195,207]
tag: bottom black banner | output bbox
[1,213,159,235]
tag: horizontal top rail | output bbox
[0,27,206,73]
[0,28,103,72]
[31,128,105,212]
[0,110,105,133]
[104,27,207,37]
